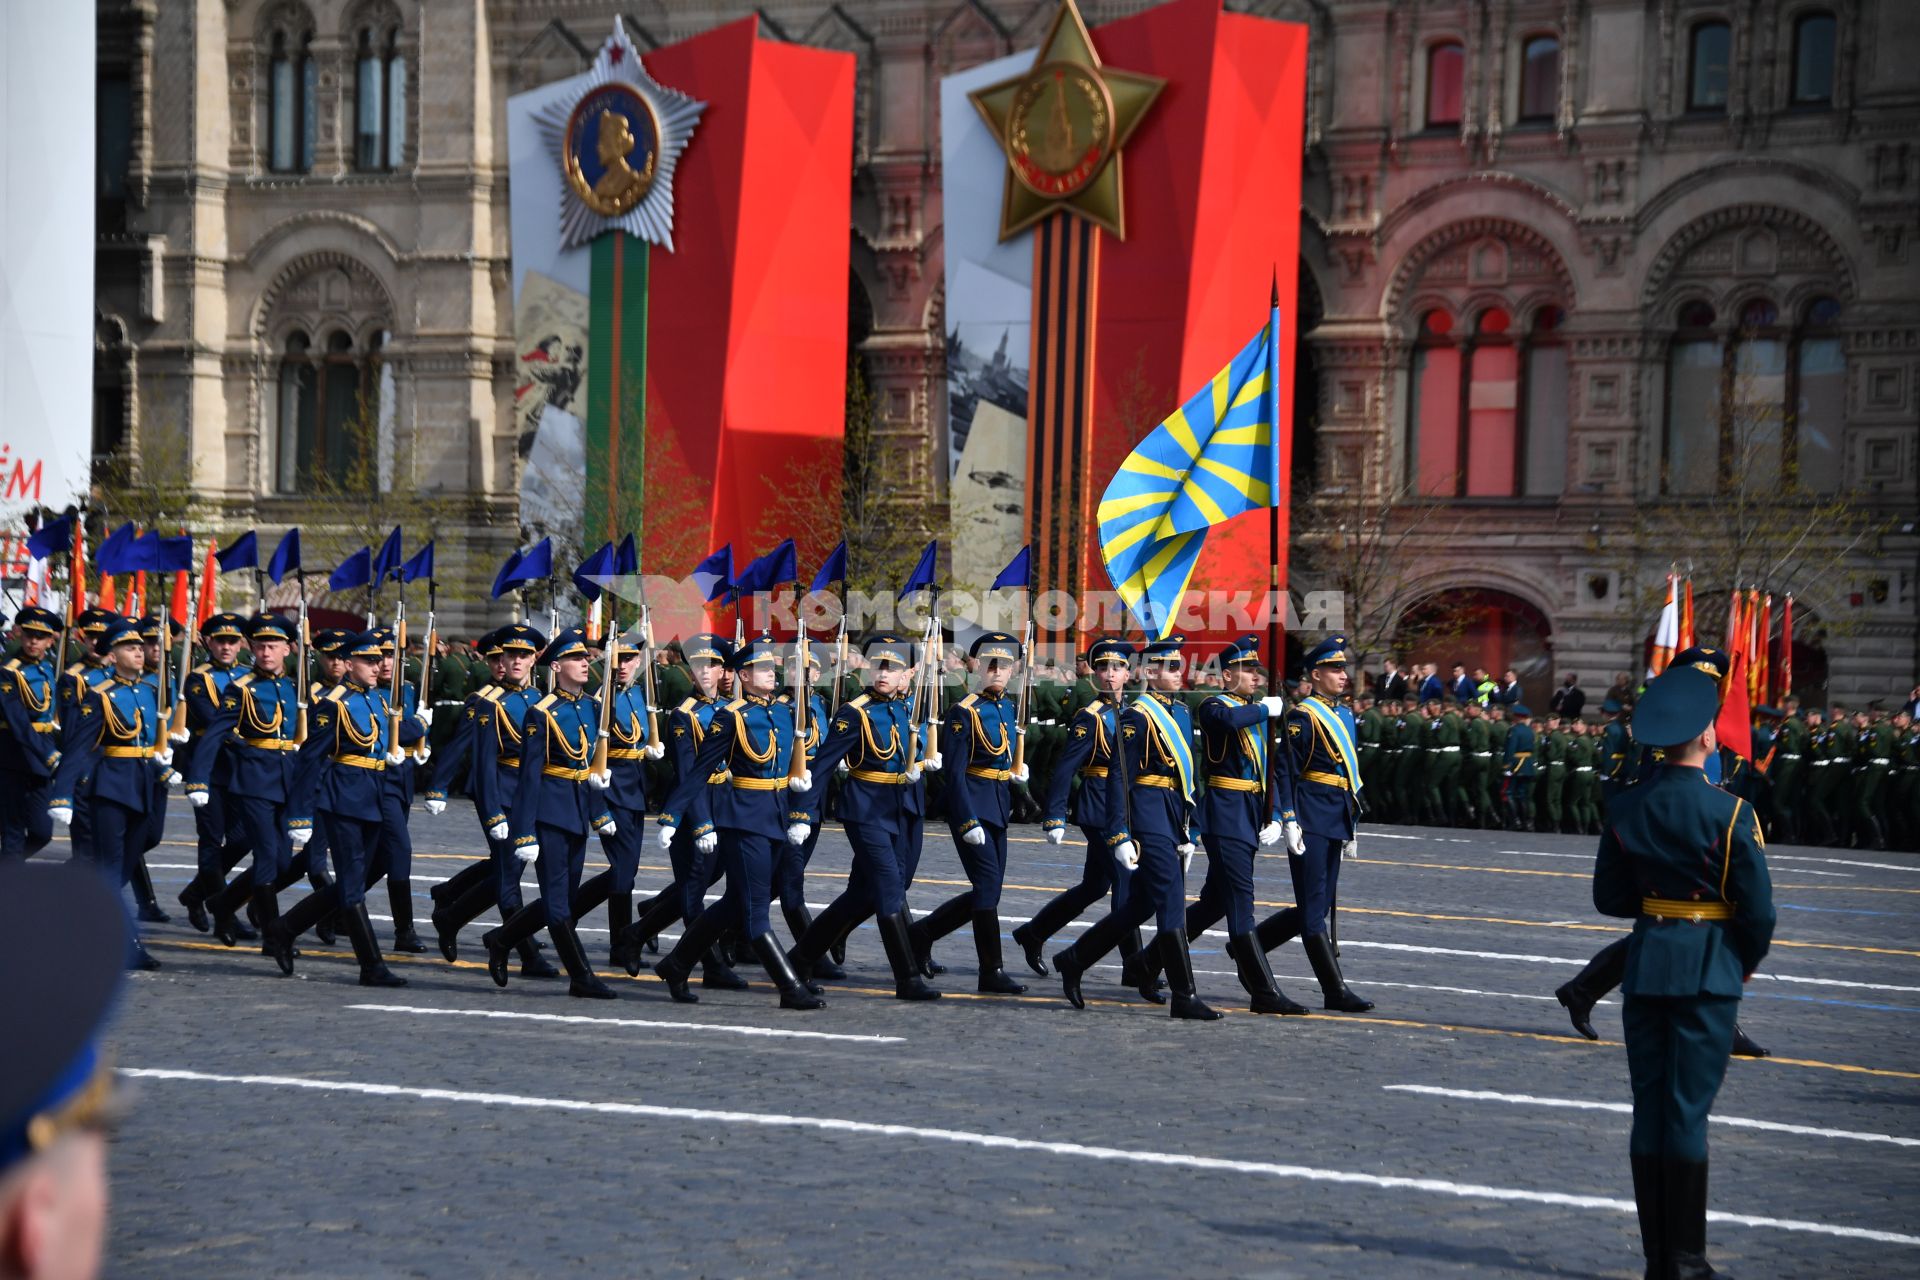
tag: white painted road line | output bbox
[1771,855,1920,874]
[118,1068,1920,1248]
[347,1003,905,1044]
[1384,1085,1920,1149]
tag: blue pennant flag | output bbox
[398,541,435,584]
[372,526,404,583]
[25,511,74,561]
[140,533,195,575]
[329,547,373,592]
[215,531,258,572]
[809,540,847,594]
[991,545,1032,592]
[735,539,797,595]
[491,538,552,599]
[691,545,734,603]
[614,533,638,577]
[1097,301,1282,638]
[266,529,302,585]
[900,540,938,597]
[573,541,615,602]
[94,523,139,576]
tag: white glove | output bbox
[644,741,666,760]
[657,824,677,850]
[1285,821,1306,857]
[186,789,209,809]
[785,822,810,845]
[588,770,612,790]
[921,753,943,773]
[961,826,987,847]
[1341,838,1357,860]
[385,748,406,766]
[1178,842,1195,872]
[1113,840,1139,871]
[412,745,431,764]
[289,826,312,847]
[1258,821,1282,847]
[162,770,181,789]
[695,831,718,854]
[1044,827,1065,845]
[600,818,619,836]
[1011,764,1029,784]
[788,769,813,793]
[49,805,72,827]
[417,708,434,728]
[425,798,446,816]
[155,747,174,768]
[169,727,192,744]
[487,821,509,841]
[1260,696,1288,718]
[906,764,923,783]
[515,844,539,864]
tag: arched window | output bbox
[1426,42,1465,129]
[1791,11,1836,106]
[355,24,407,171]
[1791,297,1844,491]
[1518,35,1560,124]
[1410,309,1461,495]
[276,331,315,493]
[275,329,382,492]
[1688,21,1732,113]
[1408,304,1568,499]
[1664,301,1723,494]
[1730,298,1786,484]
[268,30,316,173]
[1522,307,1567,496]
[1464,307,1519,497]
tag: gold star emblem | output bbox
[969,0,1165,241]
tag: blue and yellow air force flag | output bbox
[1097,305,1281,638]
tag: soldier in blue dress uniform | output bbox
[426,625,559,979]
[130,614,186,924]
[56,610,121,878]
[483,630,619,998]
[785,633,940,1001]
[1014,636,1139,978]
[1159,635,1304,1014]
[616,633,748,991]
[185,614,303,952]
[1247,635,1374,1013]
[572,634,663,970]
[1504,704,1537,830]
[649,635,823,1010]
[773,646,836,973]
[908,631,1028,996]
[370,628,430,953]
[0,606,65,861]
[1052,635,1219,1020]
[264,632,408,987]
[174,612,253,932]
[49,619,170,970]
[422,627,504,913]
[1593,665,1773,1280]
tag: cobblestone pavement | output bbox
[87,807,1920,1278]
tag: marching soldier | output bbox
[909,632,1029,995]
[373,629,430,953]
[427,633,472,758]
[786,633,941,1001]
[1598,698,1633,809]
[1053,635,1219,1020]
[0,606,65,860]
[773,646,834,971]
[483,630,620,998]
[1537,714,1567,833]
[1014,637,1140,978]
[1504,705,1536,829]
[1853,707,1895,851]
[1765,705,1807,842]
[174,612,254,935]
[1485,704,1510,825]
[130,616,184,924]
[648,635,823,1010]
[264,632,407,987]
[1460,700,1494,827]
[49,619,171,970]
[184,614,302,955]
[1592,665,1773,1280]
[572,635,663,970]
[616,634,748,990]
[1247,636,1373,1013]
[1160,635,1302,1014]
[422,627,507,917]
[1565,720,1600,835]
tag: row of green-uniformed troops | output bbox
[1754,702,1920,851]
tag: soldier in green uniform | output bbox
[1853,707,1895,850]
[1485,704,1510,825]
[427,635,472,757]
[1892,709,1920,851]
[1503,705,1536,829]
[1564,719,1599,834]
[462,638,490,693]
[1401,699,1430,823]
[1385,700,1414,824]
[1826,704,1858,846]
[1802,708,1833,843]
[1766,705,1808,843]
[1357,694,1384,788]
[1459,701,1493,827]
[1592,665,1773,1280]
[1423,699,1459,825]
[1066,651,1098,721]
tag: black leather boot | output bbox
[431,859,490,906]
[1303,932,1372,1012]
[605,889,634,971]
[1631,1155,1665,1280]
[180,880,211,933]
[972,911,1027,995]
[250,887,280,959]
[132,858,168,922]
[518,935,560,978]
[784,903,843,979]
[702,943,750,989]
[347,903,407,988]
[907,895,971,979]
[788,896,860,992]
[1664,1158,1719,1278]
[1159,930,1221,1021]
[1253,906,1301,954]
[1730,1023,1768,1058]
[389,879,426,952]
[654,910,724,1003]
[552,919,616,999]
[431,879,495,963]
[1010,919,1051,976]
[209,873,258,946]
[752,932,825,1010]
[877,911,940,1001]
[1230,934,1307,1015]
[1120,929,1168,1004]
[619,892,682,976]
[1052,911,1133,1010]
[1556,937,1628,1040]
[483,900,548,988]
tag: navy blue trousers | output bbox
[0,770,53,858]
[489,823,526,915]
[773,824,821,914]
[232,795,292,888]
[668,827,724,924]
[1286,831,1343,936]
[1193,832,1258,938]
[834,820,908,918]
[327,811,384,909]
[530,823,589,928]
[719,829,779,937]
[950,821,1009,911]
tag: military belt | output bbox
[849,769,909,785]
[1867,757,1892,766]
[1471,751,1493,757]
[967,766,1012,781]
[1573,766,1595,773]
[1302,769,1351,790]
[332,754,386,770]
[1077,766,1109,779]
[1434,745,1460,752]
[1204,775,1263,792]
[1778,753,1802,759]
[543,765,590,781]
[241,737,297,751]
[1133,773,1179,790]
[499,757,520,769]
[606,748,645,760]
[104,746,155,759]
[730,775,787,791]
[1641,896,1732,922]
[30,722,58,734]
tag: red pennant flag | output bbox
[69,520,87,620]
[98,574,117,613]
[1716,647,1753,760]
[134,570,147,618]
[1776,595,1794,706]
[195,539,219,628]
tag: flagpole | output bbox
[1266,271,1286,813]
